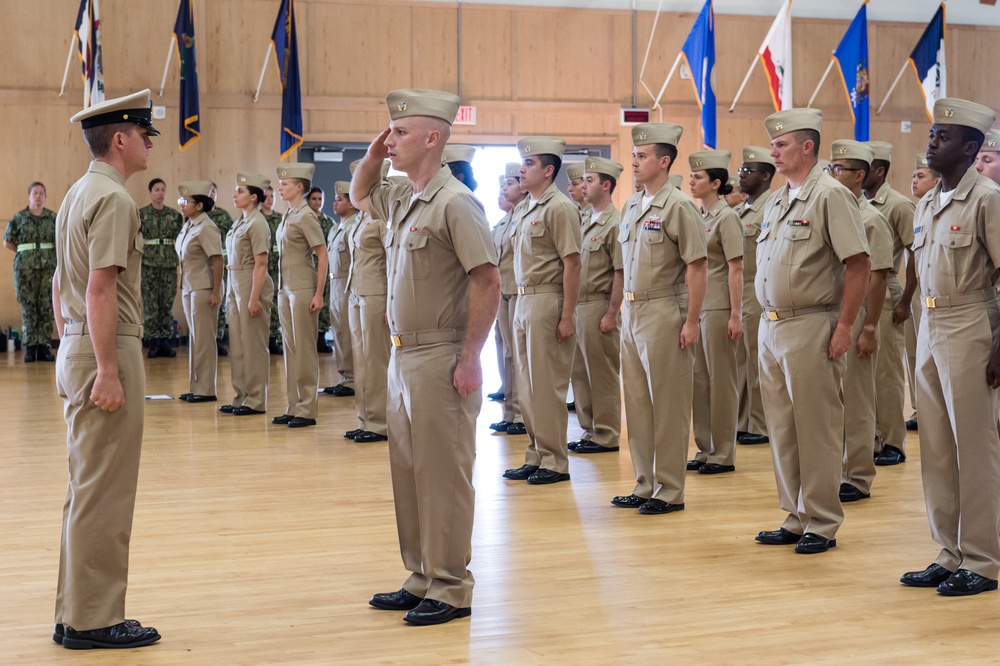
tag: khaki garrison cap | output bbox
[632,123,683,147]
[742,146,775,166]
[566,163,585,181]
[915,153,930,169]
[71,88,161,136]
[830,140,874,165]
[764,108,822,140]
[177,180,213,198]
[689,150,731,171]
[334,181,350,195]
[276,163,314,181]
[517,136,566,159]
[669,174,683,189]
[442,144,476,164]
[866,141,893,162]
[505,163,521,179]
[726,174,740,191]
[981,129,1000,152]
[585,156,624,180]
[237,172,270,190]
[933,98,996,135]
[385,89,461,124]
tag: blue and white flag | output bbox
[680,0,716,149]
[909,3,946,122]
[74,0,104,108]
[833,3,869,141]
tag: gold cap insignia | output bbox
[524,145,531,153]
[990,139,998,148]
[639,132,647,141]
[748,153,756,160]
[838,147,847,155]
[397,101,407,112]
[774,122,783,131]
[122,114,129,120]
[945,108,955,117]
[239,176,246,183]
[695,159,703,167]
[587,160,596,169]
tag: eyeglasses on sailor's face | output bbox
[824,165,863,176]
[737,167,763,175]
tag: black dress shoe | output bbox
[937,569,999,596]
[403,599,472,626]
[839,482,871,503]
[369,588,423,611]
[187,394,217,403]
[179,393,193,401]
[755,527,802,545]
[905,419,918,431]
[574,441,620,454]
[219,404,235,413]
[233,406,265,416]
[486,390,505,401]
[62,621,161,650]
[686,459,705,471]
[638,498,684,514]
[489,420,512,432]
[875,444,906,466]
[344,428,363,438]
[157,340,176,358]
[273,414,294,425]
[566,401,575,411]
[900,563,954,588]
[505,422,527,435]
[567,439,584,451]
[268,337,284,355]
[289,417,317,428]
[217,342,228,356]
[527,468,571,484]
[794,532,837,554]
[37,345,55,361]
[611,494,649,508]
[330,385,355,396]
[503,464,539,480]
[317,333,333,354]
[698,463,735,474]
[55,620,142,645]
[738,433,770,445]
[354,431,387,442]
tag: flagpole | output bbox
[638,0,663,82]
[158,35,177,99]
[58,33,78,98]
[807,59,836,108]
[253,43,274,103]
[729,53,760,113]
[652,52,683,110]
[876,61,909,115]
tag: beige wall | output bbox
[3,0,997,328]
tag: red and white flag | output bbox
[758,0,793,112]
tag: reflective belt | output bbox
[624,285,686,302]
[923,287,997,309]
[763,304,834,321]
[143,239,174,246]
[390,329,464,348]
[16,242,54,252]
[64,321,144,338]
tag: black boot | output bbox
[317,333,332,354]
[269,337,283,355]
[23,345,36,362]
[217,340,228,357]
[37,344,55,362]
[158,338,176,358]
[147,339,159,358]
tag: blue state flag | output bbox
[271,0,303,161]
[833,3,870,142]
[909,3,946,122]
[173,0,200,150]
[680,0,716,150]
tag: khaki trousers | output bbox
[759,311,846,539]
[842,305,877,493]
[513,292,575,473]
[692,309,740,466]
[917,303,1000,579]
[348,292,390,435]
[738,285,767,435]
[572,297,621,446]
[496,293,522,423]
[904,290,923,425]
[182,289,219,396]
[278,287,320,419]
[621,295,693,503]
[329,277,354,389]
[54,333,144,631]
[227,268,272,411]
[388,342,477,608]
[875,282,907,451]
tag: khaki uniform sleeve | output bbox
[88,192,135,270]
[894,197,916,248]
[977,187,1000,268]
[301,210,327,248]
[248,219,270,256]
[547,200,582,258]
[202,223,223,257]
[718,208,744,261]
[824,185,869,262]
[867,213,894,272]
[672,199,709,265]
[446,194,498,272]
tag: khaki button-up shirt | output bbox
[493,210,518,296]
[738,195,767,284]
[510,183,582,288]
[277,200,325,291]
[869,181,915,293]
[327,212,356,282]
[346,211,387,296]
[858,196,894,299]
[227,209,271,270]
[702,198,744,311]
[579,204,623,297]
[177,212,222,292]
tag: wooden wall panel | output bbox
[460,7,513,100]
[412,6,459,92]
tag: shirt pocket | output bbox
[778,226,812,266]
[401,232,431,280]
[527,222,547,255]
[940,231,975,276]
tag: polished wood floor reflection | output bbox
[0,338,997,664]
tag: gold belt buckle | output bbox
[391,335,403,347]
[923,296,936,309]
[625,292,635,302]
[517,286,526,295]
[767,311,780,321]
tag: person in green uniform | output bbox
[138,178,183,358]
[4,181,57,361]
[262,186,283,354]
[208,182,234,356]
[307,186,335,354]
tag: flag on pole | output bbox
[271,0,303,162]
[832,3,870,141]
[908,2,946,122]
[75,0,104,108]
[173,0,200,150]
[680,0,716,149]
[758,0,793,112]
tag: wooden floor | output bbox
[1,338,998,665]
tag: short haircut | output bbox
[82,122,134,158]
[706,168,732,195]
[597,173,617,195]
[653,143,678,166]
[963,127,986,152]
[537,154,562,181]
[842,158,870,181]
[148,178,165,191]
[191,194,215,213]
[28,181,46,195]
[792,129,821,157]
[308,186,324,198]
[752,163,777,178]
[871,159,890,178]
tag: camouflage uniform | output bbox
[316,212,336,335]
[265,210,282,339]
[3,207,57,345]
[138,204,183,339]
[208,206,235,341]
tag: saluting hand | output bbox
[91,370,125,412]
[369,127,392,161]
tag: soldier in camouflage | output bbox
[3,181,57,361]
[209,182,235,356]
[139,178,184,358]
[307,186,334,354]
[262,186,283,354]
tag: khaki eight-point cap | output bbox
[584,156,624,180]
[764,108,823,140]
[237,172,271,190]
[981,128,1000,153]
[631,122,683,147]
[276,163,315,181]
[517,136,566,159]
[177,180,213,199]
[688,150,731,171]
[70,88,161,136]
[830,140,874,165]
[742,146,775,167]
[385,89,461,125]
[866,141,893,163]
[933,98,996,136]
[442,144,476,164]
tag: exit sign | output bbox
[454,106,477,125]
[620,108,650,125]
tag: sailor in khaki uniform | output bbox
[322,181,356,396]
[566,161,593,221]
[176,180,223,402]
[567,156,624,454]
[862,141,916,466]
[900,99,1000,596]
[610,123,707,514]
[221,172,274,416]
[753,108,871,554]
[51,89,161,649]
[502,137,582,485]
[273,163,329,428]
[687,150,744,474]
[353,89,499,625]
[825,141,893,503]
[735,147,774,446]
[489,163,527,435]
[974,128,1000,184]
